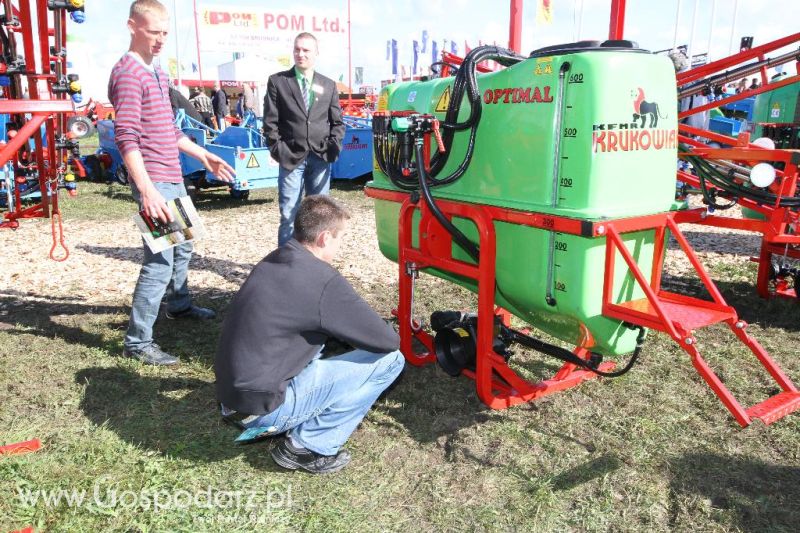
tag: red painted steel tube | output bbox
[0,114,47,167]
[678,75,800,119]
[508,0,522,53]
[688,348,751,427]
[0,99,74,114]
[604,226,681,340]
[608,0,626,40]
[677,32,800,86]
[666,217,728,305]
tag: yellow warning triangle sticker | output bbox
[246,153,259,168]
[435,86,450,113]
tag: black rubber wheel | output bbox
[67,115,95,139]
[229,189,250,201]
[114,164,129,185]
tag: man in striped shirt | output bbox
[109,0,234,366]
[190,88,215,129]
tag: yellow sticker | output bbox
[534,57,553,75]
[246,153,259,168]
[453,327,470,338]
[435,86,451,113]
[377,92,389,111]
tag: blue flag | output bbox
[386,40,390,61]
[432,40,439,65]
[421,30,429,53]
[391,39,398,75]
[451,40,458,54]
[413,40,419,74]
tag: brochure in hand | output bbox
[133,196,206,254]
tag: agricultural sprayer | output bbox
[366,39,799,427]
[675,32,800,301]
[0,0,88,261]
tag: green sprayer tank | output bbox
[370,44,679,356]
[753,76,800,149]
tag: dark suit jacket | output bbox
[263,68,345,171]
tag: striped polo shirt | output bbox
[108,52,185,183]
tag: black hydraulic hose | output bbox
[416,142,480,262]
[697,167,739,210]
[430,61,459,76]
[375,45,525,191]
[507,325,646,378]
[696,155,800,207]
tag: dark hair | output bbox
[294,195,350,244]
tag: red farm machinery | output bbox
[0,0,87,261]
[366,0,799,427]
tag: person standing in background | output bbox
[212,81,228,131]
[241,81,256,117]
[263,32,345,246]
[190,87,215,129]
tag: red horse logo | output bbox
[632,87,667,128]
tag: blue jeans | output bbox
[278,152,331,246]
[243,349,404,456]
[215,114,226,131]
[124,181,193,350]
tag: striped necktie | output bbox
[301,77,310,112]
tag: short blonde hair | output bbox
[129,0,167,19]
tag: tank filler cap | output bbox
[529,39,644,58]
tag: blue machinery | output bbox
[93,112,374,199]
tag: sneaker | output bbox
[270,437,351,474]
[123,344,179,366]
[165,305,216,320]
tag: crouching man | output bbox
[215,195,404,474]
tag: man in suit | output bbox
[211,81,228,131]
[263,32,345,246]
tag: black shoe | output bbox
[165,305,216,320]
[123,344,179,366]
[270,437,351,474]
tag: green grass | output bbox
[78,133,99,156]
[2,187,799,532]
[59,182,136,221]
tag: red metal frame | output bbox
[677,32,800,86]
[678,74,800,121]
[365,186,799,426]
[601,215,799,426]
[675,32,800,300]
[0,1,74,261]
[439,52,495,77]
[369,187,614,409]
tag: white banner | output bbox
[198,4,347,58]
